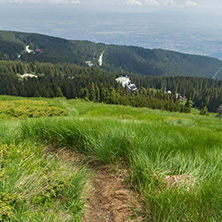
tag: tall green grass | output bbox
[19,115,222,221]
[0,120,21,144]
[1,96,222,221]
[0,126,89,221]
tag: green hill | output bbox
[0,96,222,221]
[1,30,222,79]
[0,30,105,65]
[103,45,222,78]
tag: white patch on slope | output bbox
[98,50,106,66]
[25,45,33,53]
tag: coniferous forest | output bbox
[1,30,222,79]
[0,60,222,113]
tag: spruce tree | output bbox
[55,86,64,97]
[185,94,192,112]
[200,106,209,116]
[90,83,96,102]
[56,86,63,97]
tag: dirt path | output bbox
[50,148,144,221]
[83,163,143,222]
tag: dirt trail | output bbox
[83,164,143,222]
[51,148,144,222]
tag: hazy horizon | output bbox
[1,1,222,59]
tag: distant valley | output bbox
[1,7,222,60]
[1,30,222,79]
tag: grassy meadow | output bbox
[0,95,222,221]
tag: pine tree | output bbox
[12,86,18,96]
[80,87,90,100]
[55,86,64,97]
[185,94,192,112]
[34,90,41,97]
[95,84,100,102]
[200,106,209,116]
[90,83,96,102]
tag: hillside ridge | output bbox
[1,30,222,79]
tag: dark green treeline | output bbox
[0,60,221,112]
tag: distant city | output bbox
[1,6,222,60]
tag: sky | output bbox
[0,0,222,59]
[0,0,221,12]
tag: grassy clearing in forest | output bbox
[0,96,222,221]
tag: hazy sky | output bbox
[0,0,221,12]
[1,0,222,59]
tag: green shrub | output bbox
[200,106,209,116]
[0,100,67,119]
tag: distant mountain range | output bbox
[0,30,222,79]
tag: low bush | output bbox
[0,100,67,118]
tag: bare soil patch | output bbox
[83,164,143,222]
[48,148,144,222]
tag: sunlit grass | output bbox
[0,142,89,221]
[0,96,222,221]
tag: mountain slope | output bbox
[103,45,222,78]
[0,30,105,64]
[1,30,222,79]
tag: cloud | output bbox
[185,0,198,7]
[149,0,199,8]
[163,0,174,6]
[124,0,143,6]
[0,0,80,4]
[145,0,159,6]
[0,0,215,9]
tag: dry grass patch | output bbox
[160,173,195,191]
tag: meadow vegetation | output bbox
[0,98,67,119]
[0,96,221,221]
